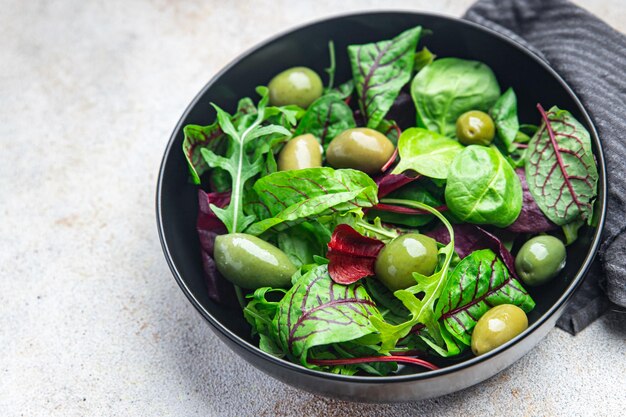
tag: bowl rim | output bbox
[156,10,607,383]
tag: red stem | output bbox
[514,143,528,149]
[381,147,399,172]
[309,355,439,371]
[373,203,448,215]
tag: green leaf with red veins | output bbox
[525,105,598,226]
[273,264,383,365]
[245,167,378,235]
[294,94,356,150]
[348,26,422,129]
[434,249,535,346]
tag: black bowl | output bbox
[156,11,606,402]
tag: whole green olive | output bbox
[326,128,395,174]
[277,134,322,171]
[268,67,323,109]
[515,235,566,286]
[456,110,495,146]
[214,233,296,289]
[374,233,438,292]
[471,304,528,356]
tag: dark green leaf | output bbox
[294,94,356,150]
[490,88,519,152]
[349,26,422,128]
[276,221,332,268]
[411,58,500,137]
[367,182,442,227]
[525,105,598,226]
[435,249,535,346]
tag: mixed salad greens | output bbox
[182,27,599,375]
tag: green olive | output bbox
[268,67,323,109]
[374,234,438,292]
[471,304,528,355]
[213,233,296,289]
[326,128,395,174]
[456,110,495,146]
[277,134,322,171]
[515,235,566,286]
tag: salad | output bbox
[182,26,599,375]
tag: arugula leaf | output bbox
[525,105,598,226]
[200,87,292,233]
[411,58,500,137]
[370,200,456,353]
[392,127,463,179]
[294,94,356,150]
[183,97,257,184]
[490,88,519,152]
[445,145,522,228]
[245,167,378,235]
[273,264,383,365]
[435,249,535,346]
[348,26,422,129]
[244,287,287,357]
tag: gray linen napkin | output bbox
[464,0,626,334]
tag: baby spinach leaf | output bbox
[490,88,519,152]
[411,58,500,137]
[392,127,463,179]
[246,167,378,235]
[294,94,356,150]
[200,87,292,233]
[348,26,422,129]
[273,264,382,365]
[445,145,522,228]
[435,249,535,346]
[525,105,598,226]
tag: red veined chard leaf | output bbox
[506,168,557,233]
[348,26,422,129]
[525,104,598,226]
[425,223,517,278]
[293,94,356,150]
[434,249,535,346]
[273,264,383,365]
[245,167,378,235]
[327,224,385,285]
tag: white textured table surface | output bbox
[1,1,625,416]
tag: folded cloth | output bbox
[464,0,626,334]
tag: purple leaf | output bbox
[375,172,419,198]
[426,223,518,278]
[196,189,236,305]
[327,225,385,285]
[506,168,557,233]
